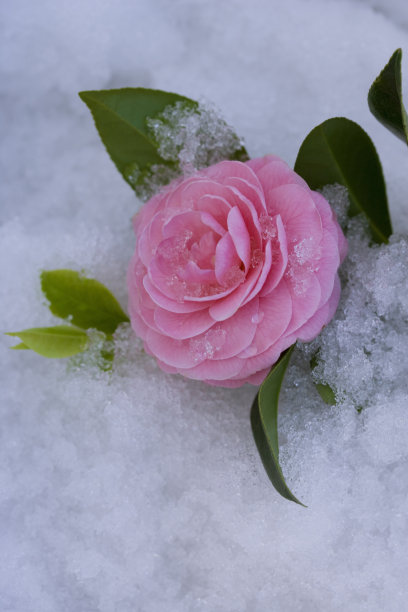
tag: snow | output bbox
[147,101,245,175]
[2,0,408,610]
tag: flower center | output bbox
[154,223,246,300]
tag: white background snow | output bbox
[2,1,408,610]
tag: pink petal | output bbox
[227,177,267,216]
[195,194,231,229]
[145,329,203,368]
[206,366,271,388]
[310,190,333,226]
[209,265,260,320]
[311,190,347,263]
[132,191,167,236]
[205,160,267,215]
[259,215,288,296]
[235,336,292,380]
[245,281,293,354]
[337,223,348,263]
[227,206,251,271]
[224,185,262,245]
[143,275,208,313]
[244,239,273,303]
[245,154,283,173]
[296,275,341,342]
[138,211,168,267]
[267,184,323,244]
[147,256,185,300]
[154,358,178,375]
[164,175,209,211]
[254,158,309,192]
[154,307,215,340]
[182,355,244,381]
[211,298,259,359]
[162,210,204,240]
[171,178,233,211]
[204,160,257,183]
[179,260,216,284]
[183,281,240,303]
[128,306,149,340]
[199,210,227,236]
[284,273,322,335]
[314,229,340,308]
[215,233,241,285]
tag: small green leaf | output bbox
[368,48,408,145]
[79,88,196,192]
[294,117,392,243]
[41,269,129,335]
[251,346,305,506]
[6,326,88,358]
[315,383,336,405]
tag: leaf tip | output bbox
[78,90,96,109]
[78,90,90,102]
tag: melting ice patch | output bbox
[147,101,246,174]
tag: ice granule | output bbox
[259,213,277,240]
[146,100,246,175]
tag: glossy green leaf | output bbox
[79,88,194,191]
[6,326,88,358]
[251,345,305,505]
[41,269,129,335]
[368,48,408,145]
[294,117,392,243]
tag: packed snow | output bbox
[2,1,408,611]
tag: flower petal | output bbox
[227,206,251,271]
[143,275,208,313]
[296,275,341,342]
[244,280,293,354]
[215,232,241,285]
[154,306,215,340]
[259,214,288,296]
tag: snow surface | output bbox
[2,1,408,610]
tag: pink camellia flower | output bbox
[127,155,347,387]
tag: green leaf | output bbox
[79,88,194,192]
[294,117,392,243]
[251,345,305,506]
[368,49,408,145]
[6,326,88,358]
[315,383,336,405]
[41,269,129,335]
